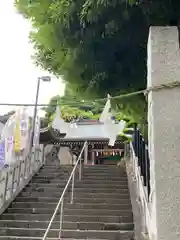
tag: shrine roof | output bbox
[39,127,123,145]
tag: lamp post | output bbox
[30,76,51,150]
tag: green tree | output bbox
[15,0,180,129]
[15,0,147,98]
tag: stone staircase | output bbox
[0,158,134,240]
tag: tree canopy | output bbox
[15,0,180,130]
[15,0,180,96]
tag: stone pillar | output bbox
[72,154,77,165]
[92,151,95,165]
[148,26,180,240]
[84,143,88,165]
[58,147,73,165]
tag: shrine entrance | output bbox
[40,128,124,165]
[87,141,124,165]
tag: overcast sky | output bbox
[0,1,65,115]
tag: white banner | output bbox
[0,107,41,166]
[33,115,40,147]
[20,108,29,149]
[5,136,14,164]
[99,94,111,123]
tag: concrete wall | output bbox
[148,26,180,240]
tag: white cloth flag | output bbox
[108,120,126,146]
[99,94,111,123]
[99,95,132,146]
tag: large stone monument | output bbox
[148,26,180,240]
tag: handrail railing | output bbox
[128,141,151,237]
[0,145,44,215]
[42,141,87,240]
[132,127,150,198]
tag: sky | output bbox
[0,1,65,116]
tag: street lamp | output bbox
[30,76,51,149]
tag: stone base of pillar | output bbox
[58,147,73,165]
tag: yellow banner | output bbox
[14,116,21,152]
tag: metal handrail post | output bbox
[71,172,75,204]
[59,198,64,239]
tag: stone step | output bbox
[32,175,128,181]
[23,187,129,194]
[33,175,127,181]
[37,171,127,176]
[32,175,72,180]
[0,163,133,240]
[38,172,126,177]
[14,196,131,204]
[30,178,128,184]
[27,183,129,189]
[0,227,134,239]
[39,167,126,172]
[33,178,128,183]
[0,213,133,223]
[5,208,133,216]
[0,220,134,231]
[42,165,124,169]
[18,191,130,199]
[37,171,127,177]
[10,202,132,210]
[0,238,109,240]
[44,166,125,170]
[37,169,126,173]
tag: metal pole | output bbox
[59,198,64,239]
[71,172,75,204]
[30,77,41,151]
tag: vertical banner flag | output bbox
[5,136,14,165]
[20,108,29,149]
[0,140,5,167]
[14,114,21,153]
[33,115,40,147]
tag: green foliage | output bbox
[43,91,132,125]
[49,105,95,123]
[15,0,147,98]
[43,94,100,123]
[15,0,180,130]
